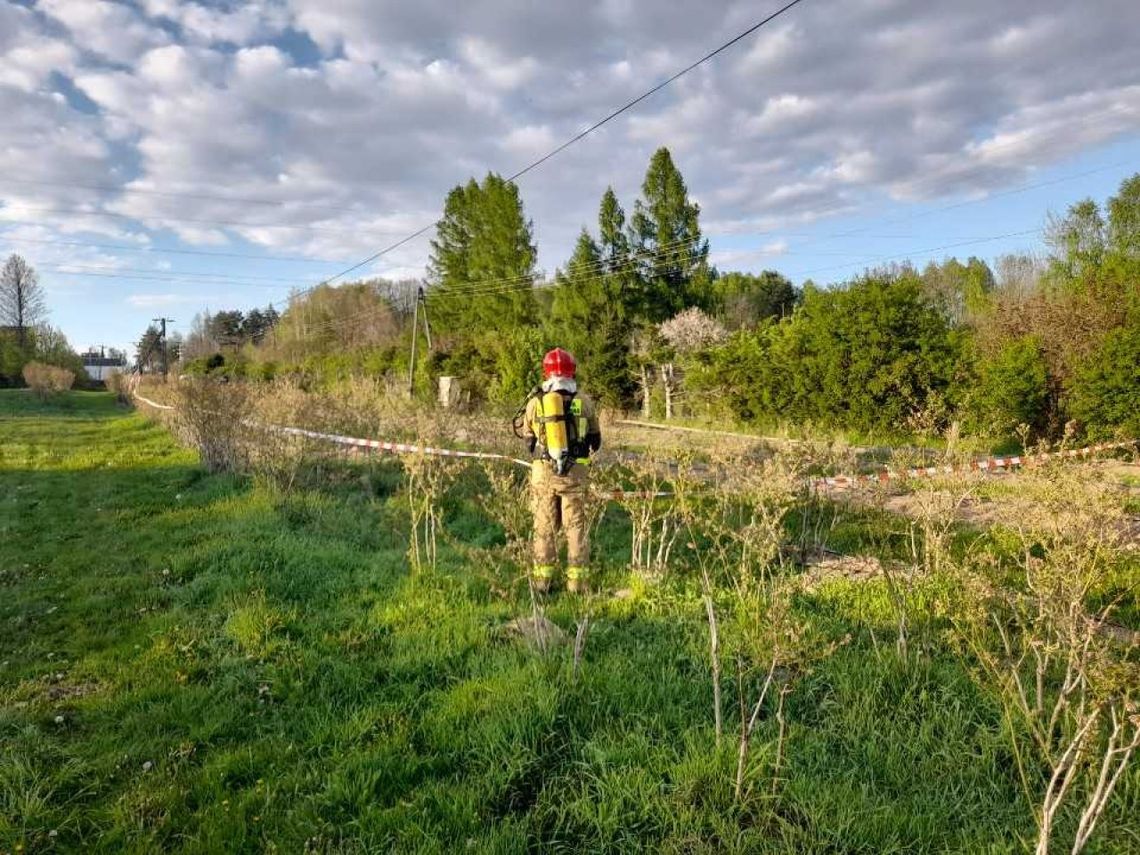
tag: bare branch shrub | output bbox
[728,578,843,801]
[954,466,1140,855]
[468,459,533,595]
[402,450,458,575]
[22,362,75,399]
[876,471,979,660]
[106,370,131,405]
[681,449,803,595]
[171,378,251,473]
[602,449,685,581]
[246,380,329,490]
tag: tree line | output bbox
[170,153,1140,443]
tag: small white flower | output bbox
[54,715,65,725]
[142,760,154,772]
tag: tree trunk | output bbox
[661,363,675,420]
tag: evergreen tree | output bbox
[136,324,164,372]
[547,188,644,407]
[428,173,537,333]
[629,148,710,321]
[548,227,636,406]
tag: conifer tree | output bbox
[629,148,711,321]
[428,173,537,333]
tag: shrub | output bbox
[171,377,251,473]
[21,361,75,399]
[685,274,962,433]
[1066,324,1140,438]
[970,335,1050,436]
[106,370,132,404]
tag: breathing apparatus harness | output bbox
[512,383,588,476]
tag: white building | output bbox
[81,351,127,382]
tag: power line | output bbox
[293,236,711,337]
[506,0,807,184]
[808,158,1135,243]
[436,227,1048,302]
[2,202,407,237]
[284,223,1048,341]
[268,0,810,309]
[43,261,313,285]
[41,267,289,291]
[0,176,374,216]
[0,232,349,264]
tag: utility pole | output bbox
[419,287,433,350]
[406,288,433,397]
[407,295,419,397]
[153,317,174,382]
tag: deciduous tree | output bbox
[0,254,47,349]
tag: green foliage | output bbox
[4,392,1139,851]
[1046,198,1108,288]
[136,324,165,372]
[0,329,23,386]
[712,270,799,330]
[428,173,537,334]
[1067,324,1140,438]
[273,283,399,364]
[629,148,711,321]
[920,256,994,322]
[1107,174,1140,259]
[693,273,962,432]
[548,223,637,408]
[971,335,1050,435]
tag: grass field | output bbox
[2,390,1137,853]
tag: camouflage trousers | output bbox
[530,460,591,582]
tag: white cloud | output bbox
[0,0,1137,288]
[38,0,169,63]
[459,37,539,90]
[142,0,289,45]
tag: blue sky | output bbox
[1,0,1138,356]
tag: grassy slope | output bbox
[1,391,1136,853]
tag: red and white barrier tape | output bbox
[812,440,1138,490]
[267,424,533,468]
[134,392,174,411]
[132,391,530,467]
[131,392,1135,496]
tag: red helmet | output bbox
[542,347,576,379]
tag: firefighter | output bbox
[522,348,602,594]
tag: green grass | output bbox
[2,390,1138,853]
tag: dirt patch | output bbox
[798,551,886,589]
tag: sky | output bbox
[1,0,1138,356]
